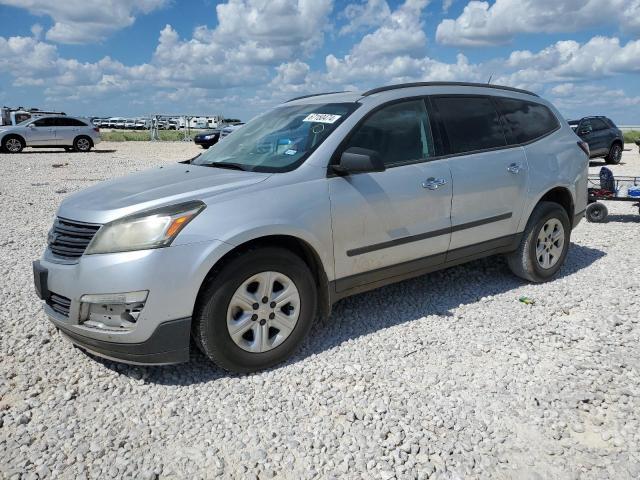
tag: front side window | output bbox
[590,118,608,131]
[433,96,506,155]
[495,98,560,144]
[342,99,434,167]
[33,118,56,127]
[192,103,359,173]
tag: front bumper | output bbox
[33,239,232,364]
[59,317,191,365]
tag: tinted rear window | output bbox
[433,96,506,154]
[495,98,559,144]
[56,117,87,127]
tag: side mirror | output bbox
[28,123,36,128]
[578,127,591,136]
[332,147,385,175]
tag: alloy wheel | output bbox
[535,218,565,269]
[77,138,91,151]
[6,138,22,152]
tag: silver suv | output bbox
[33,83,588,372]
[1,115,100,153]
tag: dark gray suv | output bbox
[569,116,624,164]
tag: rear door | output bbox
[329,98,452,291]
[53,117,79,145]
[589,118,611,154]
[431,95,528,258]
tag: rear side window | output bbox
[56,117,87,127]
[495,98,559,144]
[343,99,434,166]
[33,118,56,127]
[432,96,506,154]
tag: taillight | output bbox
[577,140,589,157]
[93,127,100,132]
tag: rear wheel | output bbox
[507,202,571,283]
[605,143,622,164]
[2,135,24,153]
[73,136,92,152]
[586,202,608,223]
[193,247,317,373]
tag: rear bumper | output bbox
[56,317,191,365]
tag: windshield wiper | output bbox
[203,162,249,171]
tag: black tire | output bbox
[193,247,317,373]
[2,135,24,153]
[507,201,571,283]
[73,136,92,152]
[605,142,622,165]
[201,145,210,149]
[586,202,608,223]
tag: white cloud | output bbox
[0,0,169,44]
[501,37,640,85]
[326,0,432,84]
[436,0,638,47]
[339,0,391,35]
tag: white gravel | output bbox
[1,141,639,479]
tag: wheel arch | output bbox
[2,133,26,146]
[535,186,575,227]
[195,234,332,322]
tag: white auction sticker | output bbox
[303,113,341,124]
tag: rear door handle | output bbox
[422,177,447,190]
[507,163,522,174]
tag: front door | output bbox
[431,95,528,257]
[25,117,57,145]
[328,99,452,291]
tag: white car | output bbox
[1,115,101,153]
[124,120,136,129]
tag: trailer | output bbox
[1,107,66,126]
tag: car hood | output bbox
[58,163,271,224]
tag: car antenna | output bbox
[487,74,493,84]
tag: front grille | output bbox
[48,217,101,259]
[47,293,71,317]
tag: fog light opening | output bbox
[79,291,148,331]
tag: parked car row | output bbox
[92,118,150,130]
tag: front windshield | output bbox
[192,103,358,172]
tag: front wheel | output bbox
[507,202,571,283]
[73,136,92,152]
[193,247,317,373]
[2,136,24,153]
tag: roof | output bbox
[284,82,539,105]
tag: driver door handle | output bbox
[422,177,447,190]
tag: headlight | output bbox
[85,201,205,254]
[204,135,215,140]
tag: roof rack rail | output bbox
[362,82,539,98]
[284,91,350,103]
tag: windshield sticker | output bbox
[303,113,341,124]
[284,149,297,155]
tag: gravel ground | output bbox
[1,142,639,479]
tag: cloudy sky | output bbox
[0,0,639,122]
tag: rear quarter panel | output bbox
[519,124,588,231]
